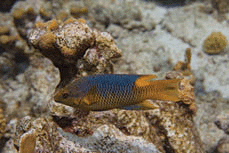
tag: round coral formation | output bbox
[203,32,228,55]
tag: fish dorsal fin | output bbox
[135,75,158,87]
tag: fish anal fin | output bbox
[135,75,158,87]
[120,100,160,110]
[137,99,160,110]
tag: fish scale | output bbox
[54,74,181,111]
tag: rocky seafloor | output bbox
[0,0,229,152]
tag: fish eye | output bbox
[62,92,69,99]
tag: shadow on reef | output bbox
[147,0,188,7]
[0,0,18,12]
[0,51,30,80]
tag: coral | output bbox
[29,18,122,85]
[49,72,202,153]
[70,6,88,18]
[60,124,161,153]
[212,0,229,14]
[173,48,192,75]
[0,35,17,46]
[1,0,227,152]
[203,32,227,55]
[216,136,229,153]
[0,25,17,47]
[215,111,229,134]
[179,78,196,113]
[37,32,57,50]
[56,18,95,56]
[12,6,37,38]
[39,7,52,20]
[0,53,59,121]
[194,91,229,151]
[173,48,195,84]
[0,53,16,79]
[14,117,64,153]
[29,18,95,64]
[0,26,10,35]
[165,71,196,113]
[79,30,122,75]
[86,0,155,31]
[12,8,26,20]
[0,12,32,55]
[0,106,6,138]
[18,129,36,153]
[24,54,60,115]
[56,11,69,21]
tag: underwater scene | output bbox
[0,0,229,152]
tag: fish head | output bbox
[54,85,83,107]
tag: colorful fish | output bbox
[54,74,181,111]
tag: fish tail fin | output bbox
[149,79,181,102]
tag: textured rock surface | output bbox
[13,95,202,153]
[194,91,229,152]
[215,110,229,134]
[161,3,229,98]
[216,136,229,153]
[29,18,122,86]
[0,0,229,152]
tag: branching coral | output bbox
[173,48,195,84]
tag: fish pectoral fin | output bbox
[137,99,160,110]
[81,97,91,105]
[120,100,160,110]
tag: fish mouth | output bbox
[53,89,63,102]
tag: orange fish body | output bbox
[54,74,181,111]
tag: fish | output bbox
[54,74,181,111]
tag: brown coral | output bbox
[12,7,37,38]
[0,35,17,45]
[173,48,195,85]
[19,129,36,153]
[12,8,26,20]
[39,7,52,20]
[70,6,88,18]
[203,32,227,55]
[165,71,196,113]
[29,18,122,85]
[212,0,229,14]
[173,48,192,74]
[0,26,10,35]
[29,18,95,63]
[0,107,6,138]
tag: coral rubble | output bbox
[1,0,228,152]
